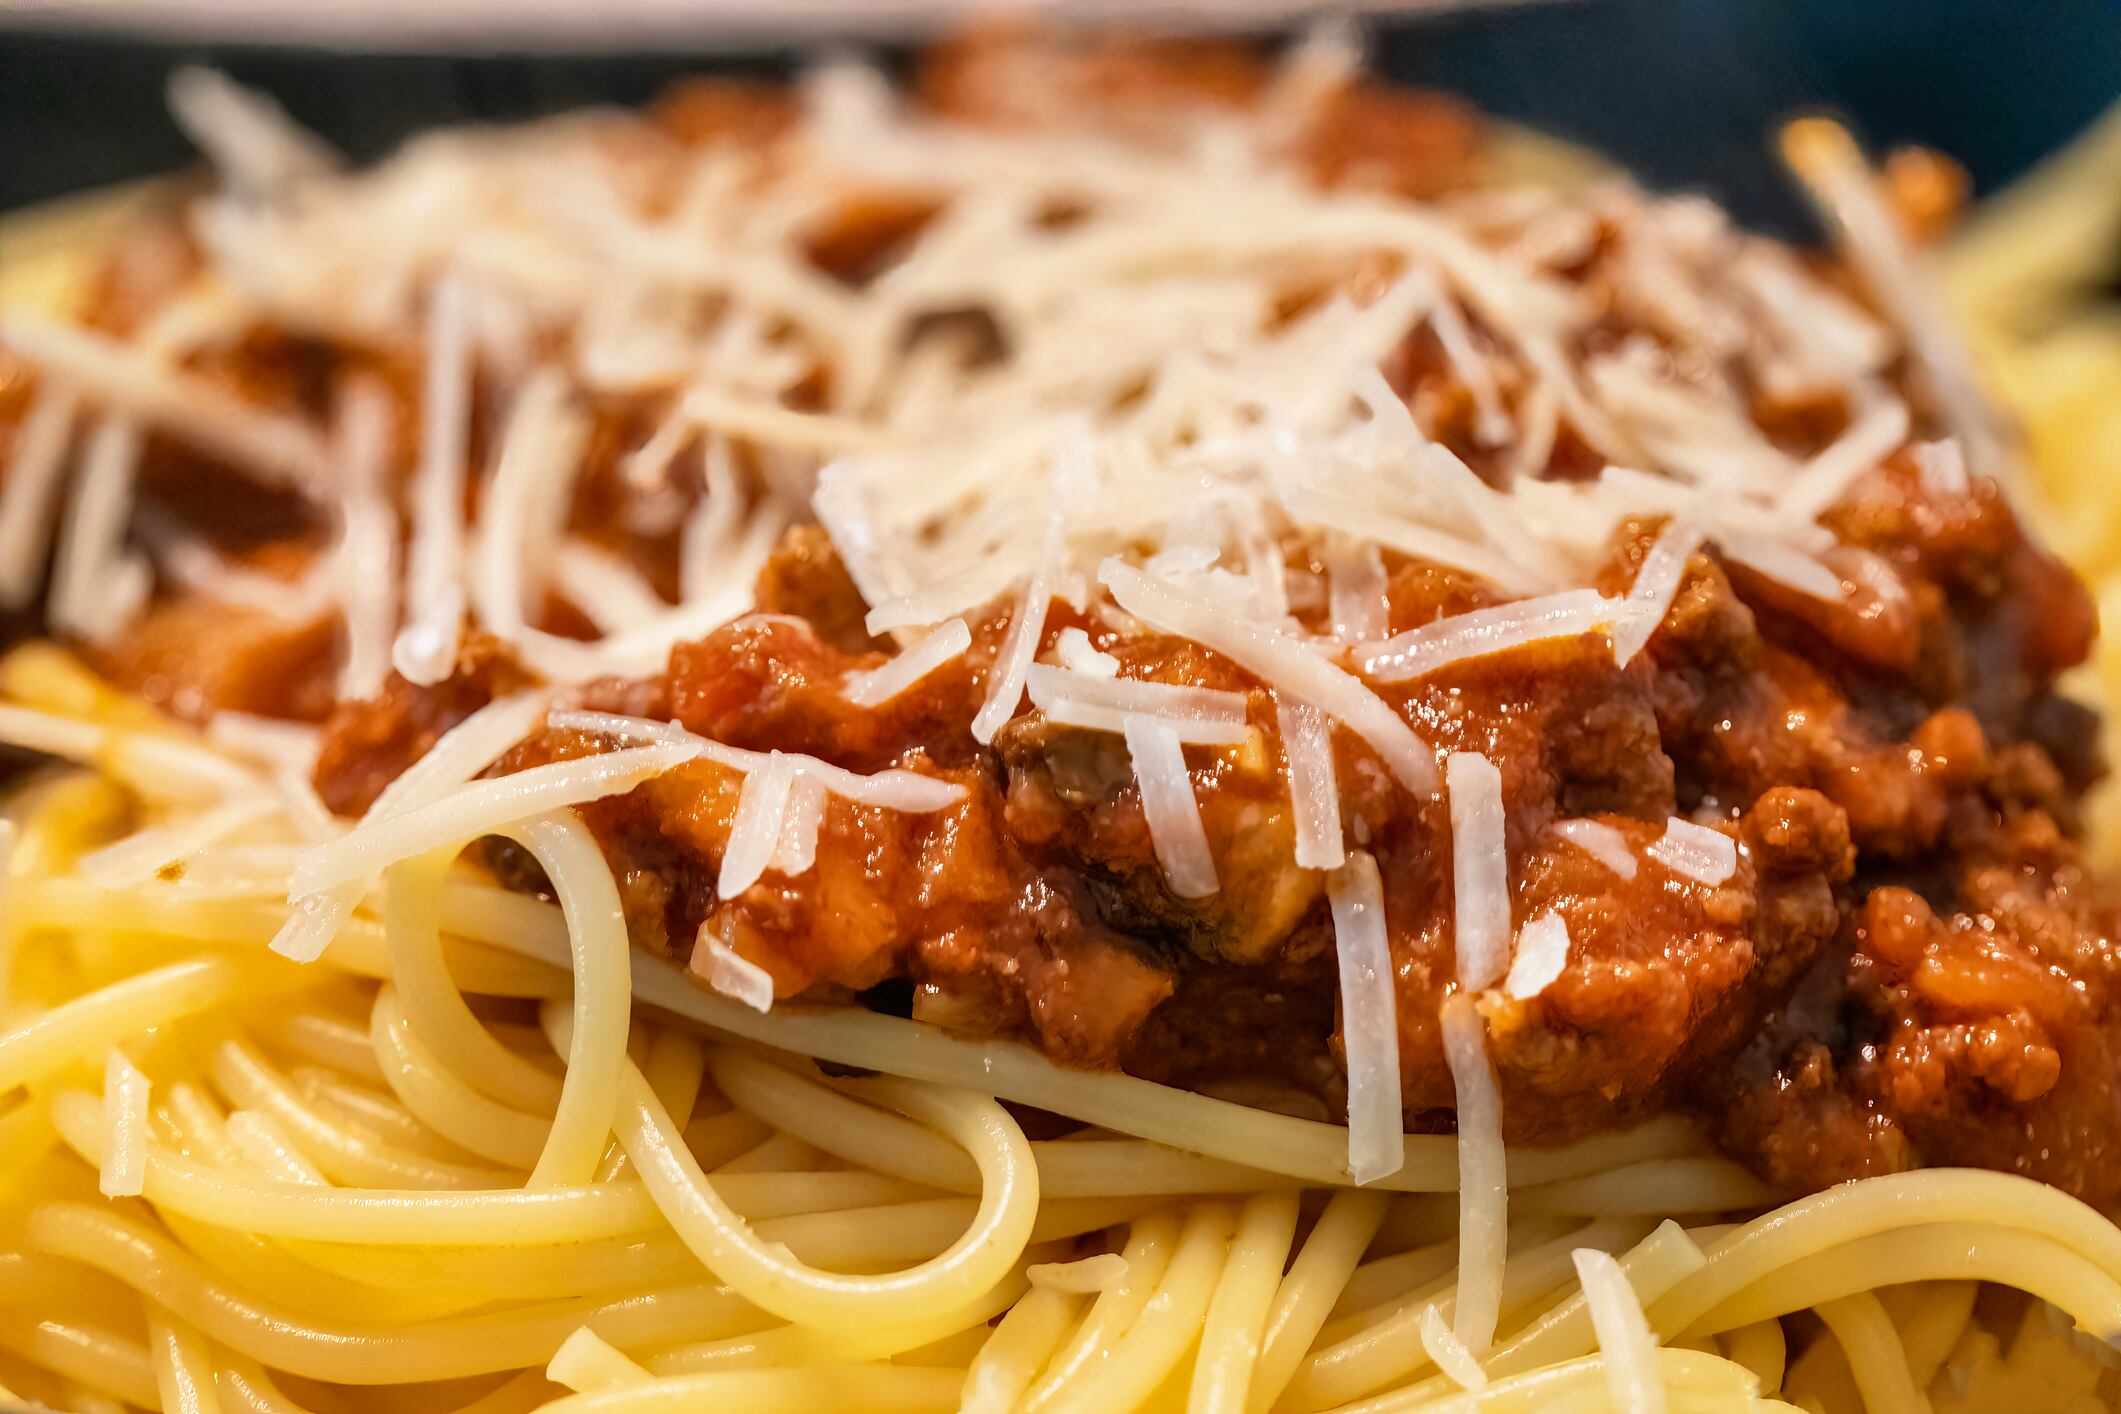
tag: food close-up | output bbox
[2,7,2120,1412]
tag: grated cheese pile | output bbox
[0,39,1983,1182]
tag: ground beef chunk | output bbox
[1702,752,2121,1201]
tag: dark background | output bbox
[0,0,2116,237]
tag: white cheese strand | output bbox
[1779,395,1911,522]
[1553,818,1639,880]
[1717,531,1845,602]
[1360,589,1635,683]
[545,709,965,813]
[1781,392,1917,525]
[1612,518,1704,666]
[393,276,475,686]
[1278,700,1345,871]
[772,771,829,878]
[48,417,150,646]
[1324,537,1391,644]
[79,795,277,889]
[1914,438,1971,498]
[1445,751,1511,992]
[693,923,775,1014]
[1502,910,1571,1001]
[1647,817,1738,886]
[469,367,591,644]
[331,378,400,702]
[1053,628,1119,677]
[1327,851,1403,1185]
[0,380,81,609]
[843,618,972,708]
[1420,1304,1489,1390]
[971,554,1055,744]
[718,751,796,899]
[271,688,557,963]
[1573,1245,1667,1414]
[1027,663,1251,745]
[1440,993,1506,1355]
[1122,715,1219,900]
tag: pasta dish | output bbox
[0,27,2117,1414]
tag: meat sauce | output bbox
[9,34,2119,1205]
[307,453,2115,1201]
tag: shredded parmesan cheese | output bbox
[1446,752,1511,992]
[1027,663,1250,745]
[551,540,670,636]
[48,418,149,646]
[1573,1246,1666,1414]
[1420,1304,1489,1390]
[331,379,400,702]
[1278,700,1345,871]
[1053,628,1119,676]
[1781,118,2007,484]
[1914,439,1971,499]
[1780,396,1911,521]
[1553,818,1639,880]
[1612,518,1704,666]
[720,751,796,898]
[0,381,80,610]
[1325,538,1391,643]
[1123,715,1219,899]
[843,618,972,707]
[1327,851,1402,1185]
[692,923,775,1014]
[1502,910,1571,1000]
[168,66,337,201]
[271,690,557,962]
[392,277,475,686]
[1440,994,1506,1355]
[772,771,828,877]
[1647,817,1738,886]
[971,555,1055,744]
[1360,590,1636,683]
[544,710,965,813]
[1717,531,1845,602]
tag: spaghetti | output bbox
[0,25,2118,1414]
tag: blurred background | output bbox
[1,0,2118,237]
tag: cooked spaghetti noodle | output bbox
[1,27,2119,1414]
